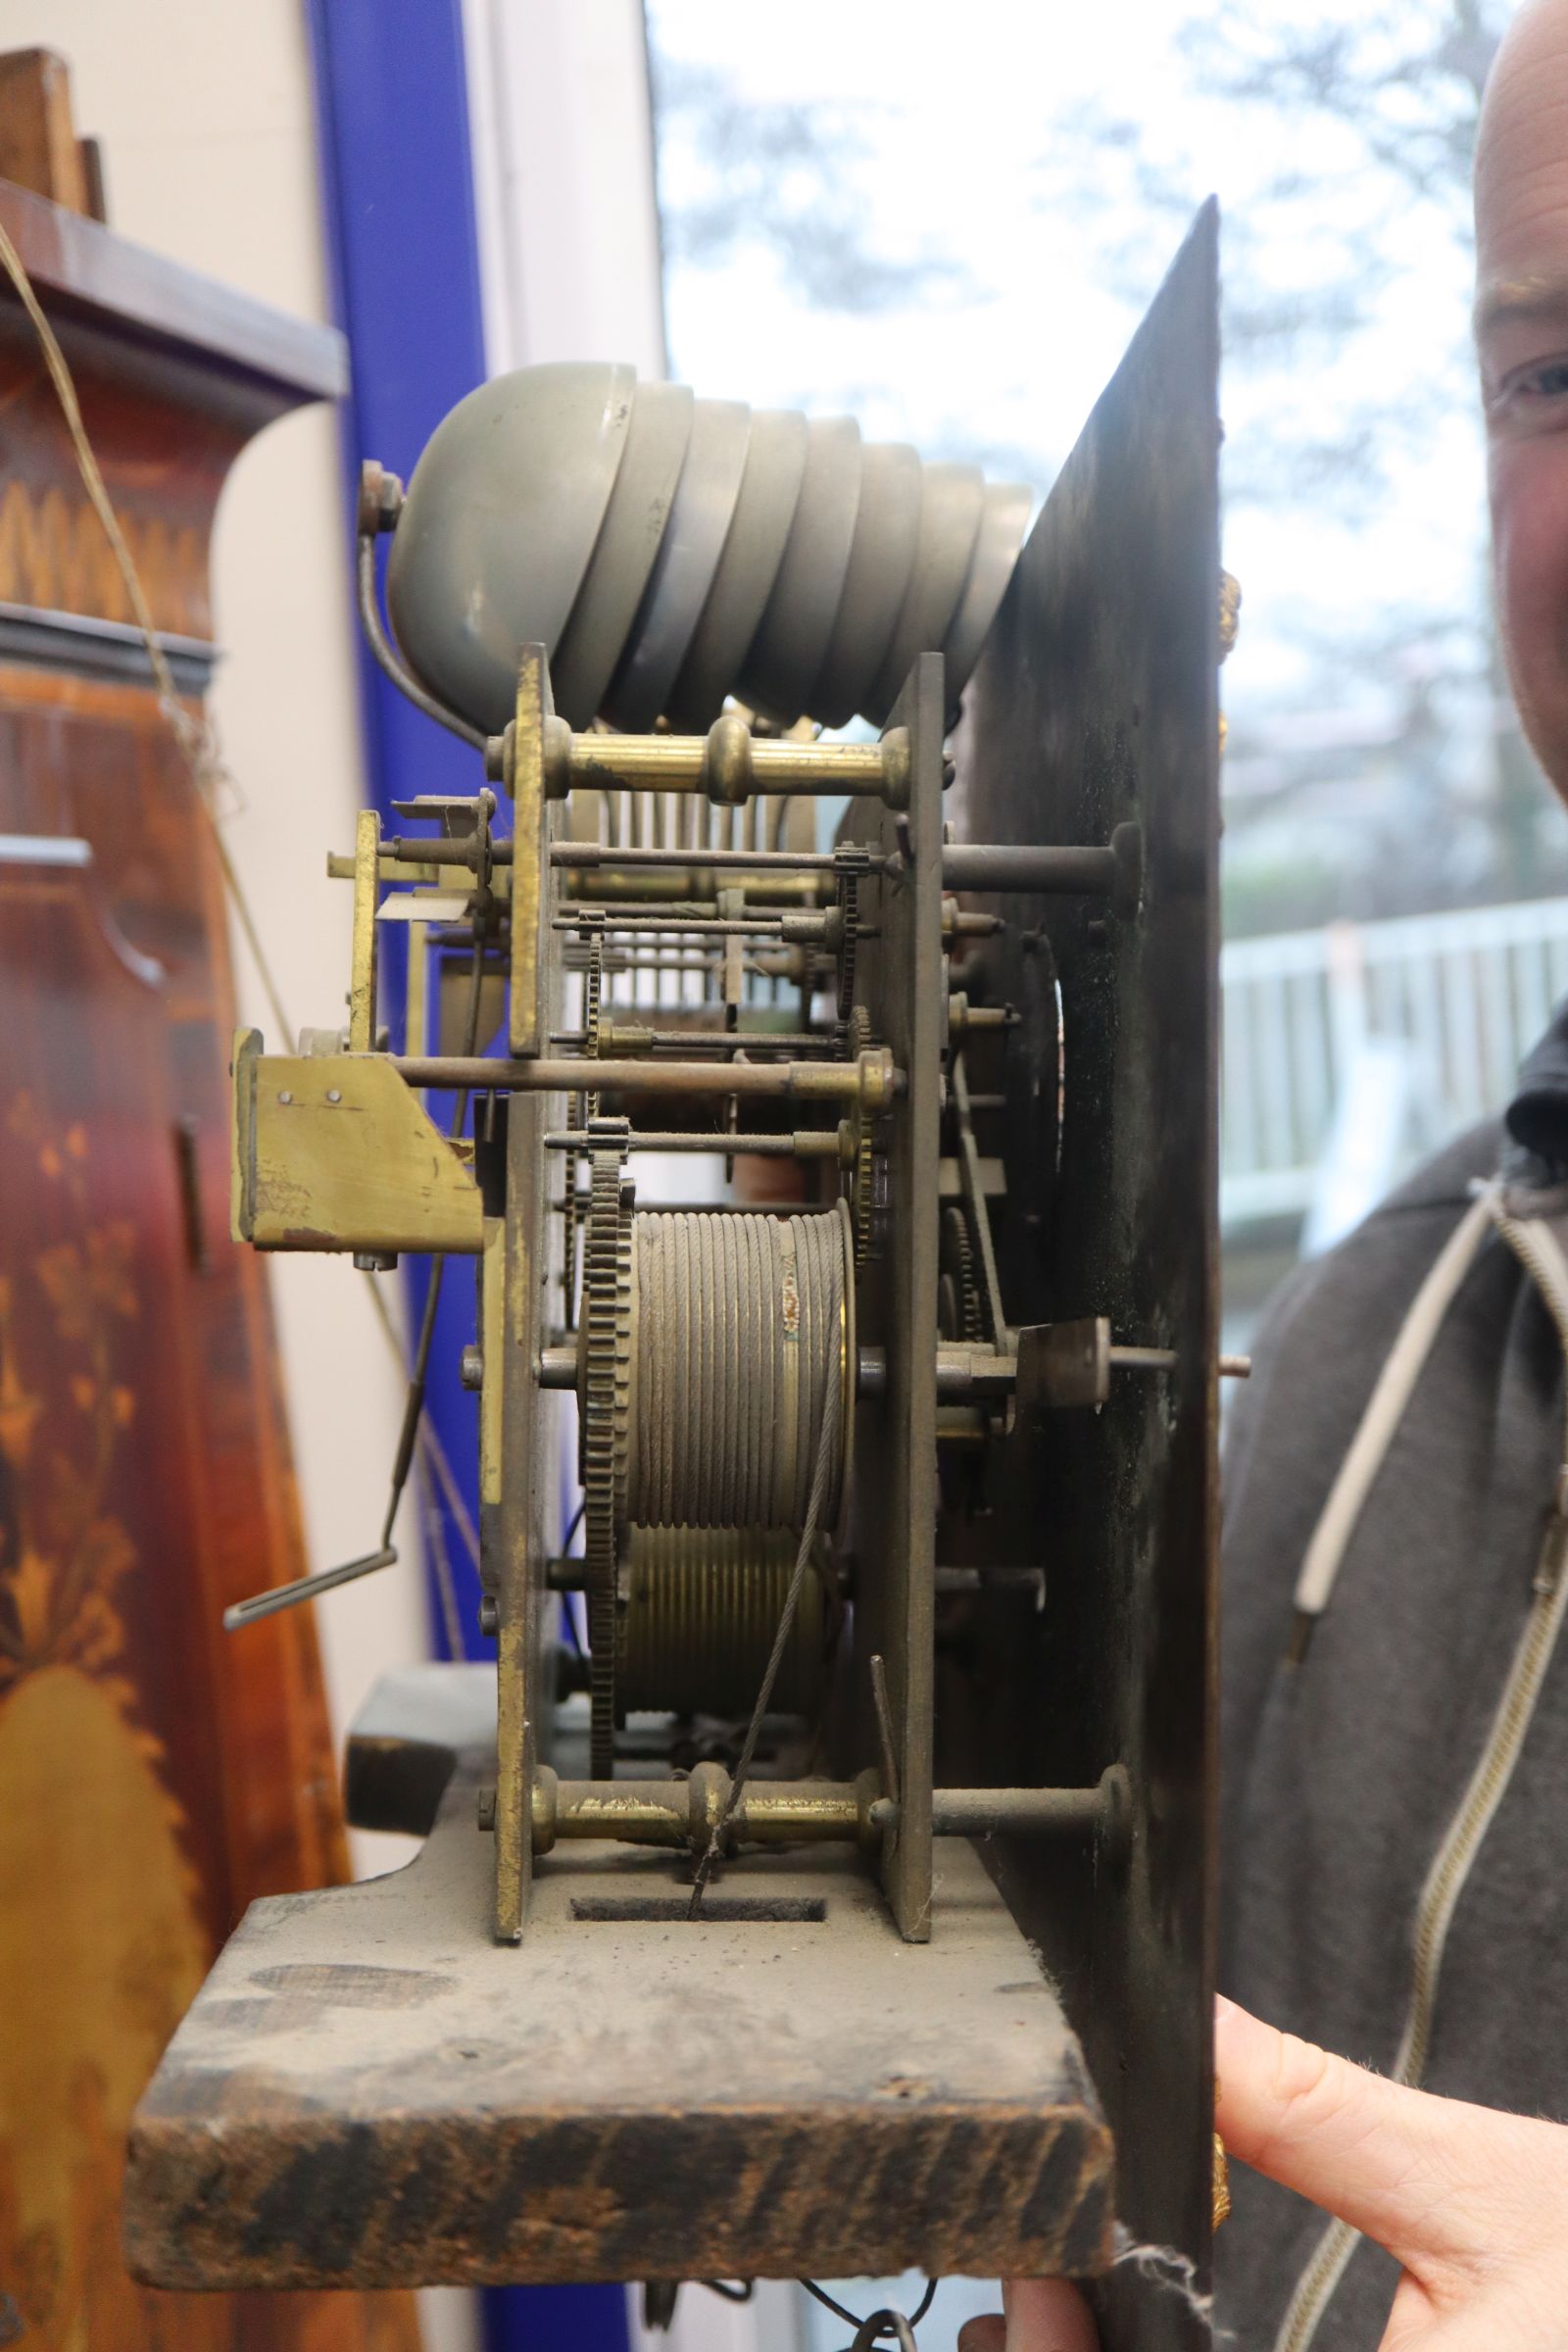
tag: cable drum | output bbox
[615,1527,826,1716]
[628,1202,854,1534]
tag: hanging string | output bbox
[0,215,480,1612]
[0,213,297,1043]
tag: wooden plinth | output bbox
[125,1672,1115,2292]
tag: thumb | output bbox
[1213,1995,1506,2268]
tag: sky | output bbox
[643,0,1500,744]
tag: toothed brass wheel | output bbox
[579,1120,631,1777]
[845,1005,884,1266]
[941,1203,983,1345]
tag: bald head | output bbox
[1477,1,1568,326]
[1477,0,1568,796]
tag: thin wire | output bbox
[420,1462,466,1661]
[857,2314,917,2352]
[361,1277,480,1574]
[373,797,496,1652]
[357,529,487,751]
[906,2283,938,2327]
[799,2279,938,2337]
[0,214,296,1046]
[0,219,486,1592]
[686,1330,843,1918]
[801,2284,867,2328]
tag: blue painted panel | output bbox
[482,2282,634,2352]
[305,0,491,1653]
[305,11,627,2350]
[307,0,488,815]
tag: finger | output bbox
[1000,2278,1099,2352]
[956,2318,1005,2352]
[1214,1995,1506,2266]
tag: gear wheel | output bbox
[580,1119,632,1777]
[583,928,604,1064]
[941,1202,983,1344]
[564,932,606,1329]
[852,1111,876,1266]
[563,934,607,1332]
[580,926,606,1120]
[835,869,860,1021]
[845,1004,882,1266]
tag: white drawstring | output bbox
[1273,1186,1568,2352]
[1288,1187,1497,1657]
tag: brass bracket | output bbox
[231,1032,483,1254]
[348,806,381,1053]
[508,645,552,1056]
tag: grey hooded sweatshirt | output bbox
[1216,1006,1568,2349]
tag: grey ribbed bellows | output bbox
[384,361,1033,736]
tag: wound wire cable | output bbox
[633,1208,848,1529]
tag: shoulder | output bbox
[1238,1120,1502,1405]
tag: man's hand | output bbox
[1216,1995,1568,2348]
[958,1995,1568,2352]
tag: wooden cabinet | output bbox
[0,128,420,2352]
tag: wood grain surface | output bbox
[0,124,416,2352]
[126,1768,1115,2290]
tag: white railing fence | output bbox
[1221,897,1568,1232]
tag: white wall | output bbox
[0,0,438,1846]
[0,6,467,2344]
[465,0,667,380]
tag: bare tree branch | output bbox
[650,57,975,316]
